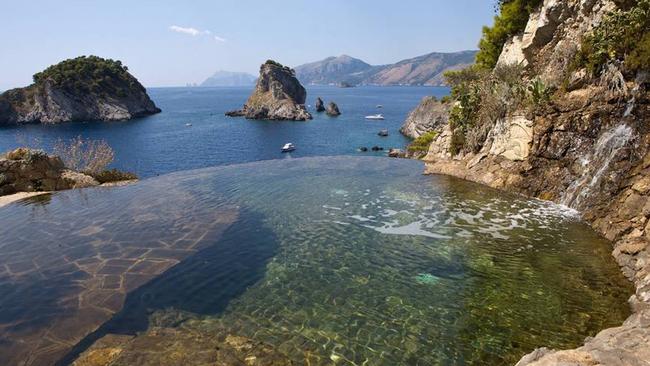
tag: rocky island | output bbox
[0,56,160,125]
[401,0,650,364]
[226,60,312,121]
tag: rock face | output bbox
[315,97,325,112]
[325,101,341,116]
[400,97,451,139]
[0,148,99,196]
[226,60,312,121]
[0,56,160,125]
[419,1,650,365]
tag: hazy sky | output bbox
[1,0,495,89]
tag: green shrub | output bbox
[575,0,650,75]
[32,56,139,95]
[476,0,543,70]
[444,63,527,155]
[91,168,138,184]
[407,131,438,153]
[527,78,551,106]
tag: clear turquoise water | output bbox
[0,157,632,365]
[0,86,447,177]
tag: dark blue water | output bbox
[0,86,447,177]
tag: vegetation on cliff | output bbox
[444,64,550,155]
[31,56,142,97]
[407,131,438,154]
[575,0,650,75]
[476,0,543,69]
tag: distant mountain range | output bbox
[294,51,477,86]
[200,71,257,87]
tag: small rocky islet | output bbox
[0,56,160,125]
[226,60,312,121]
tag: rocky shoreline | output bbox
[398,0,650,363]
[0,148,137,203]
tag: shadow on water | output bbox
[58,209,278,365]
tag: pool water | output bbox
[0,157,632,365]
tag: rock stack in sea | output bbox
[326,102,341,116]
[0,56,160,125]
[226,60,312,121]
[315,97,325,112]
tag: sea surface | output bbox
[0,86,447,177]
[0,157,632,365]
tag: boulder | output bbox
[0,148,73,195]
[326,102,341,116]
[225,60,312,121]
[315,97,325,112]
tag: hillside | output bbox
[294,51,477,86]
[200,71,257,87]
[0,56,160,124]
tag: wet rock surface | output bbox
[72,327,292,366]
[226,61,312,121]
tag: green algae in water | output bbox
[4,157,631,365]
[414,273,440,285]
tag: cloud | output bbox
[169,25,226,43]
[169,25,204,36]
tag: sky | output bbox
[0,0,495,89]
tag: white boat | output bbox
[365,114,385,120]
[281,143,296,153]
[185,123,192,127]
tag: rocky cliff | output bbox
[406,0,650,364]
[226,60,312,121]
[0,56,160,125]
[295,51,477,86]
[400,96,451,139]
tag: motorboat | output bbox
[365,114,385,120]
[281,143,296,152]
[185,123,192,127]
[378,129,389,137]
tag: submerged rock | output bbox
[226,60,312,121]
[72,326,293,366]
[315,97,325,112]
[0,56,160,125]
[325,101,341,116]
